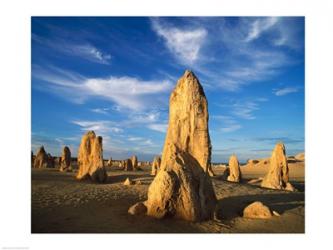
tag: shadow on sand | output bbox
[216,191,305,220]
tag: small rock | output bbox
[124,177,134,186]
[247,178,263,184]
[243,201,273,219]
[285,182,296,192]
[272,210,280,216]
[128,202,147,215]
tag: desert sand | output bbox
[31,160,304,233]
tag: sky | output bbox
[31,17,304,163]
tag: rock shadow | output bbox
[216,192,304,220]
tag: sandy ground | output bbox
[31,162,304,233]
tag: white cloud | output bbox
[32,34,111,64]
[32,65,172,111]
[212,115,242,133]
[232,101,259,120]
[71,120,123,134]
[151,18,207,65]
[245,17,280,42]
[128,137,144,142]
[216,97,267,121]
[90,108,110,115]
[274,87,300,96]
[128,111,161,123]
[147,123,168,133]
[221,124,242,133]
[71,44,111,64]
[220,49,288,91]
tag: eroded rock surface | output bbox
[227,154,241,182]
[76,131,107,183]
[143,70,217,222]
[261,143,294,191]
[60,146,72,172]
[33,146,50,168]
[243,201,273,219]
[151,156,161,176]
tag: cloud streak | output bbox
[212,115,242,133]
[244,17,280,42]
[71,120,123,134]
[32,34,111,64]
[273,87,300,96]
[32,65,172,111]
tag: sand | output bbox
[31,162,304,233]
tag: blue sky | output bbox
[31,17,304,163]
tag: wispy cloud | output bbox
[254,136,304,144]
[147,123,168,133]
[217,98,267,120]
[127,136,155,146]
[244,17,280,42]
[273,87,300,96]
[232,101,259,120]
[71,120,123,134]
[90,108,110,115]
[127,136,144,142]
[212,115,242,133]
[32,65,172,111]
[32,34,111,64]
[218,49,288,91]
[151,18,207,65]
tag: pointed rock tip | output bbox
[85,130,96,136]
[183,69,196,78]
[275,141,285,150]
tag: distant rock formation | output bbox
[295,152,305,161]
[124,158,133,171]
[47,153,55,168]
[60,146,71,172]
[33,146,49,168]
[131,155,138,170]
[227,154,241,182]
[247,159,259,166]
[243,201,273,219]
[151,155,161,176]
[261,143,295,191]
[143,70,217,222]
[107,157,112,167]
[76,131,107,183]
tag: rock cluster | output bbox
[76,131,107,183]
[261,143,295,191]
[141,70,217,222]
